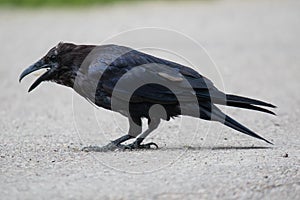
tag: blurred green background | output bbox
[0,0,141,7]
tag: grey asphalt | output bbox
[0,0,299,199]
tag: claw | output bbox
[145,142,159,149]
[125,141,159,150]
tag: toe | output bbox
[147,142,159,149]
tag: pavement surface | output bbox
[0,0,299,199]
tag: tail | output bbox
[225,94,276,115]
[223,115,273,145]
[199,103,273,145]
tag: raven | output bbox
[19,42,275,151]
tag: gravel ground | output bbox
[1,0,299,199]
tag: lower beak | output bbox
[19,59,52,92]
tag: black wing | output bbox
[99,47,222,104]
[78,45,274,114]
[97,47,275,113]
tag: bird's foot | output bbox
[82,142,127,152]
[124,141,159,150]
[82,141,158,152]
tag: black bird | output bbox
[19,42,275,151]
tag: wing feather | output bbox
[94,46,221,104]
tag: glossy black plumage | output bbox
[19,42,275,150]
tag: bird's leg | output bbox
[82,117,142,152]
[124,118,160,150]
[124,136,159,150]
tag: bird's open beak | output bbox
[19,58,53,92]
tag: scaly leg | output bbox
[124,118,160,150]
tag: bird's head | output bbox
[19,42,95,92]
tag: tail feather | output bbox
[226,94,276,108]
[226,102,276,115]
[200,104,273,145]
[223,115,273,145]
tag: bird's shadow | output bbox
[77,145,273,153]
[159,145,273,151]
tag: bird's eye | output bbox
[49,55,56,62]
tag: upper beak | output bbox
[19,58,53,92]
